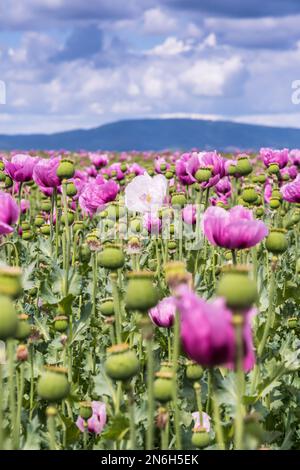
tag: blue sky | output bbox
[1,0,300,134]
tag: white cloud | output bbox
[143,8,177,34]
[147,37,191,56]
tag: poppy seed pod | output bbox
[37,366,70,402]
[186,361,203,381]
[79,244,91,262]
[22,230,34,241]
[267,163,280,175]
[61,210,75,226]
[34,214,44,227]
[54,315,69,332]
[287,317,298,329]
[125,271,159,312]
[269,197,281,210]
[40,224,51,235]
[236,156,253,176]
[0,295,17,340]
[56,159,75,180]
[66,182,77,197]
[171,192,186,208]
[153,372,173,403]
[97,244,125,270]
[105,343,139,381]
[5,175,13,188]
[73,220,85,233]
[242,185,258,204]
[265,228,288,254]
[195,167,212,183]
[0,266,22,298]
[99,298,115,316]
[165,171,173,179]
[217,265,258,310]
[40,199,51,212]
[191,429,211,449]
[79,401,93,420]
[15,313,31,340]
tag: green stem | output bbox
[128,385,136,450]
[146,329,154,450]
[7,340,16,449]
[210,372,225,450]
[0,363,3,450]
[47,414,57,450]
[172,311,182,449]
[15,362,25,449]
[234,317,245,450]
[257,261,276,357]
[29,345,34,420]
[111,273,122,343]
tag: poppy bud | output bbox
[236,156,252,176]
[0,295,17,340]
[54,315,69,332]
[105,343,139,381]
[15,313,31,340]
[37,366,70,402]
[125,271,159,312]
[56,159,75,180]
[217,265,258,310]
[16,344,28,362]
[265,228,288,254]
[99,298,115,316]
[0,266,22,298]
[98,244,125,270]
[153,372,173,403]
[191,429,211,448]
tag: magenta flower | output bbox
[176,287,255,371]
[4,154,39,182]
[33,158,61,189]
[128,163,146,176]
[186,151,225,189]
[281,174,300,203]
[175,154,195,185]
[149,296,176,328]
[182,204,197,225]
[202,205,268,249]
[0,191,19,234]
[260,148,289,169]
[192,412,211,432]
[76,401,106,435]
[154,156,170,174]
[215,177,231,197]
[290,149,300,167]
[89,153,108,169]
[20,199,30,214]
[143,213,162,235]
[79,180,118,216]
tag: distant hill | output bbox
[1,118,300,151]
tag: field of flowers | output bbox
[0,148,299,451]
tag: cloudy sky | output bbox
[1,0,300,134]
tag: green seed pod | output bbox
[130,218,142,233]
[37,366,70,402]
[80,243,91,263]
[296,258,300,274]
[56,159,75,180]
[192,429,211,449]
[165,171,174,179]
[106,203,126,221]
[269,197,281,210]
[98,244,125,270]
[255,207,264,217]
[34,214,44,227]
[0,295,17,340]
[41,199,52,212]
[61,210,75,226]
[125,271,159,312]
[79,402,93,420]
[5,175,13,189]
[217,265,258,310]
[153,372,173,403]
[265,228,288,254]
[0,266,22,298]
[0,161,4,171]
[228,164,237,176]
[171,192,186,208]
[148,169,155,176]
[267,163,279,175]
[271,188,282,200]
[236,157,253,176]
[242,185,258,204]
[40,224,51,235]
[159,361,173,373]
[99,298,115,316]
[0,171,6,182]
[168,240,177,250]
[15,313,31,340]
[73,220,85,233]
[195,167,212,183]
[287,317,298,329]
[54,315,69,332]
[21,222,30,231]
[257,174,267,184]
[105,343,139,381]
[186,361,203,381]
[292,210,300,224]
[22,230,34,241]
[66,182,77,197]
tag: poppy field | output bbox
[0,148,300,450]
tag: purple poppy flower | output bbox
[149,296,176,328]
[202,205,268,249]
[192,412,211,432]
[186,151,225,189]
[176,286,256,371]
[89,153,108,169]
[143,213,162,235]
[76,401,106,435]
[0,191,19,234]
[33,157,61,189]
[175,154,195,186]
[182,204,197,225]
[20,199,30,214]
[4,154,39,182]
[215,177,231,197]
[260,148,289,169]
[79,180,118,216]
[281,174,300,203]
[154,157,170,174]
